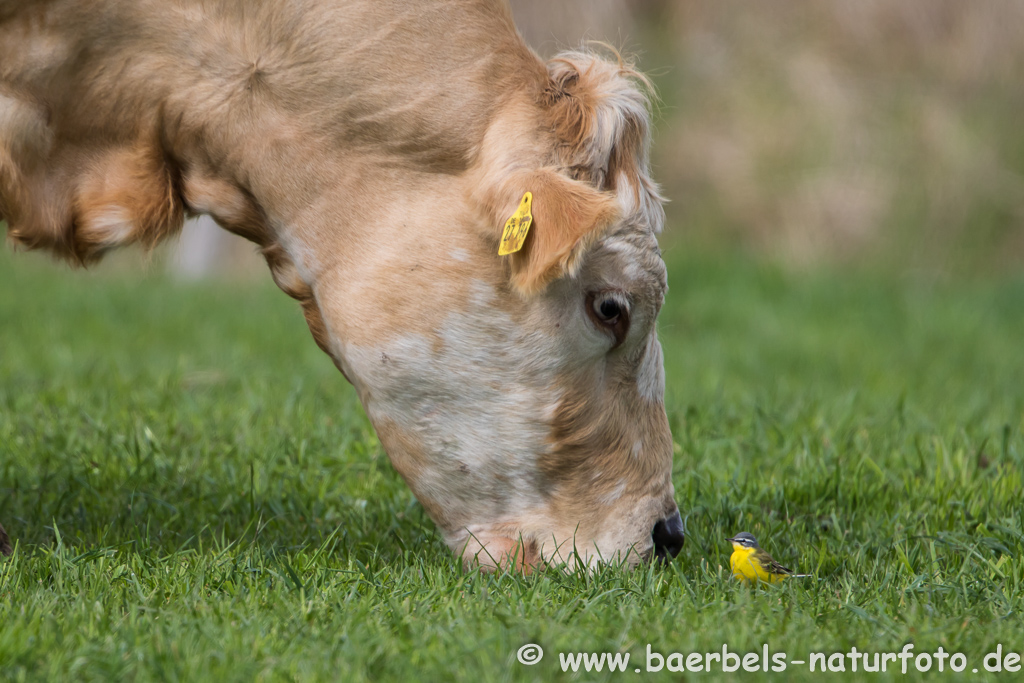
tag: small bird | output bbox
[726,532,808,584]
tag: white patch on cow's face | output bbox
[340,278,559,537]
[449,247,470,262]
[637,336,666,402]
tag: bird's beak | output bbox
[725,537,735,542]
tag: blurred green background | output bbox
[664,3,1023,273]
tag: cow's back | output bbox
[1,0,546,259]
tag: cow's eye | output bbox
[594,297,622,323]
[586,291,631,348]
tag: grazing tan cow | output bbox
[0,0,684,570]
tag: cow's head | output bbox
[292,51,682,570]
[1,2,681,570]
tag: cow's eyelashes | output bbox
[586,292,630,348]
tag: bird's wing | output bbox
[756,551,793,575]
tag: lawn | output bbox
[2,243,1023,681]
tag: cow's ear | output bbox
[493,168,619,296]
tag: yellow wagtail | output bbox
[726,532,809,584]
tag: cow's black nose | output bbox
[652,510,685,561]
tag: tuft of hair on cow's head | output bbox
[542,48,665,233]
[477,47,665,299]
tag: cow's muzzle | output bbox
[651,508,685,562]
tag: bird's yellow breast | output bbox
[729,544,785,584]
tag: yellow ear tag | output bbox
[498,192,533,255]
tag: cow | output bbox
[0,0,684,570]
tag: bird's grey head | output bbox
[727,532,760,548]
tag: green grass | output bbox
[2,244,1024,681]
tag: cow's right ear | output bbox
[488,168,619,296]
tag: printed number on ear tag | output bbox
[498,192,533,255]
